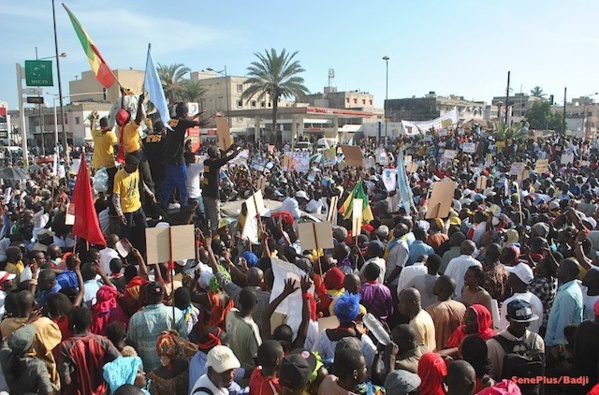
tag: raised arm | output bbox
[291,275,312,350]
[261,278,298,341]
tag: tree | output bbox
[525,101,553,130]
[179,80,206,104]
[491,122,528,142]
[550,112,565,135]
[530,86,546,99]
[157,63,191,103]
[241,49,310,143]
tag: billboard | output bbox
[0,107,8,139]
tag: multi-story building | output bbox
[306,86,383,128]
[551,96,599,137]
[491,93,542,123]
[385,92,487,123]
[69,69,144,103]
[0,101,12,145]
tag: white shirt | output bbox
[444,255,482,299]
[186,163,203,199]
[305,198,325,215]
[397,261,428,296]
[385,239,409,285]
[280,197,301,219]
[99,247,119,275]
[359,257,386,284]
[498,292,544,334]
[190,373,228,395]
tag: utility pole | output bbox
[563,87,567,135]
[383,56,389,146]
[52,0,67,155]
[35,47,45,156]
[504,71,510,125]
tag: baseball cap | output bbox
[507,299,539,323]
[504,263,534,285]
[8,324,36,354]
[207,345,241,373]
[295,191,309,200]
[279,349,317,390]
[0,271,16,284]
[38,229,55,238]
[548,201,560,211]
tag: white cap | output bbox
[504,263,534,285]
[207,345,241,373]
[295,191,309,200]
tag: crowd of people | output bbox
[1,97,599,395]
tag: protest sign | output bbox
[510,162,526,176]
[245,190,267,219]
[463,142,476,153]
[534,159,548,173]
[145,224,195,265]
[341,145,365,168]
[476,176,487,191]
[426,181,457,219]
[443,150,457,160]
[352,198,363,236]
[298,222,334,251]
[561,154,574,165]
[382,169,397,192]
[216,117,233,151]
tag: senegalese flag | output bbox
[63,4,116,88]
[339,181,374,223]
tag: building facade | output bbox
[69,69,144,103]
[551,96,599,137]
[385,92,487,123]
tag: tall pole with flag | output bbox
[144,44,171,125]
[63,3,119,89]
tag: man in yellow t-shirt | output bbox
[113,155,155,239]
[90,112,118,191]
[115,90,155,194]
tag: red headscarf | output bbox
[90,285,128,336]
[445,304,496,348]
[418,352,447,395]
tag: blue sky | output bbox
[1,0,598,110]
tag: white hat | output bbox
[295,191,309,200]
[375,225,389,238]
[548,201,560,211]
[0,271,16,284]
[155,222,170,228]
[37,229,55,238]
[207,345,241,373]
[504,263,534,285]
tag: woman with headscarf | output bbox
[315,266,345,317]
[90,285,129,336]
[312,292,376,370]
[146,329,197,395]
[445,304,496,349]
[103,355,149,394]
[417,352,447,395]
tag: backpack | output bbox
[494,333,545,395]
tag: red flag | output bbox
[72,153,106,246]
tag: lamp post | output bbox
[207,66,230,129]
[382,56,389,146]
[52,0,68,156]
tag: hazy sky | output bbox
[1,0,598,110]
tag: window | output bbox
[261,101,265,108]
[268,102,272,108]
[362,99,366,105]
[237,100,243,107]
[369,100,373,105]
[237,117,243,122]
[346,98,350,103]
[75,117,80,125]
[237,84,243,93]
[353,98,357,104]
[251,101,257,108]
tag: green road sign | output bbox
[25,60,53,87]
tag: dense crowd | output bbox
[0,98,599,395]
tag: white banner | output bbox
[289,151,310,173]
[463,142,477,153]
[401,107,459,135]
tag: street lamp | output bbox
[382,56,389,146]
[52,0,68,158]
[206,66,231,129]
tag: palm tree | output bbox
[491,121,529,142]
[157,63,191,103]
[241,49,310,143]
[180,80,206,104]
[530,86,546,99]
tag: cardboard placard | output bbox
[382,169,397,192]
[561,153,574,165]
[65,203,75,226]
[404,155,413,163]
[405,162,418,173]
[256,177,267,193]
[268,144,275,154]
[486,153,493,165]
[115,238,133,258]
[216,117,233,151]
[341,145,365,168]
[426,181,457,219]
[476,176,487,191]
[463,142,477,153]
[509,162,526,176]
[518,169,530,184]
[443,149,457,160]
[534,159,548,173]
[282,155,293,170]
[145,224,195,265]
[352,198,363,235]
[245,190,266,219]
[297,222,334,251]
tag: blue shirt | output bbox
[37,283,62,307]
[56,270,79,289]
[545,280,583,347]
[408,240,434,266]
